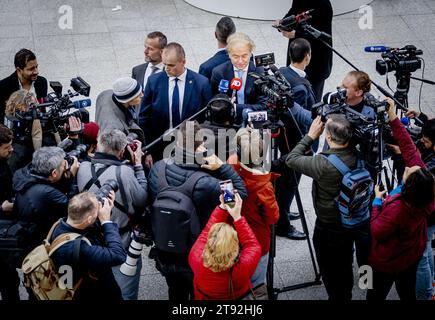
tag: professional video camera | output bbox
[376,45,422,76]
[15,77,91,139]
[250,53,294,124]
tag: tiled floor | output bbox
[2,0,435,300]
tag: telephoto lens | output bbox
[120,228,147,276]
[94,179,119,205]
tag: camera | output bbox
[64,144,88,166]
[123,132,139,164]
[254,52,275,68]
[376,45,422,76]
[94,179,119,205]
[312,88,348,122]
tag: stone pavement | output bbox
[2,0,435,300]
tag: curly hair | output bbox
[203,222,240,273]
[5,89,35,116]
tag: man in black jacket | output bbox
[12,146,79,249]
[0,49,49,123]
[0,125,19,300]
[148,120,247,300]
[50,191,126,300]
[278,0,333,101]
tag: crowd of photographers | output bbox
[0,12,434,301]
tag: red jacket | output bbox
[188,207,261,300]
[230,158,280,256]
[369,118,435,273]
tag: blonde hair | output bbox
[235,128,263,167]
[203,223,240,273]
[226,32,255,54]
[5,89,35,116]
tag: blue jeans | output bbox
[416,225,435,300]
[251,253,269,288]
[112,255,142,300]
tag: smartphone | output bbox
[219,179,235,204]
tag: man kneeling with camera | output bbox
[50,191,127,300]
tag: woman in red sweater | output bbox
[368,99,435,300]
[188,192,261,300]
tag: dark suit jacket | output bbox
[131,62,149,90]
[199,50,230,80]
[139,69,212,157]
[0,72,48,122]
[280,67,316,110]
[284,0,333,82]
[210,60,267,122]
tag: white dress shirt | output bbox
[143,62,164,90]
[290,64,307,78]
[168,69,187,128]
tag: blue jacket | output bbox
[199,50,230,80]
[210,61,267,123]
[50,218,127,300]
[139,69,212,154]
[279,67,316,110]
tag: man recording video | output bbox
[285,114,370,300]
[277,0,333,101]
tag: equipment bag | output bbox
[151,161,207,254]
[22,219,87,300]
[323,154,374,228]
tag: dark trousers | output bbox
[275,169,301,232]
[367,263,418,301]
[313,219,370,300]
[0,260,20,301]
[164,269,194,301]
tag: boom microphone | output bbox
[69,98,92,109]
[364,46,391,53]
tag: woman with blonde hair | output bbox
[4,89,44,171]
[189,192,261,300]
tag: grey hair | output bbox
[325,114,353,145]
[97,129,128,156]
[32,147,65,177]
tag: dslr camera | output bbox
[94,179,119,205]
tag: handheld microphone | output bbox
[364,46,391,53]
[218,79,229,93]
[70,98,92,109]
[230,78,243,100]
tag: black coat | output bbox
[50,218,126,300]
[0,72,48,123]
[284,0,333,82]
[12,165,69,247]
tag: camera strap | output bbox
[84,164,129,216]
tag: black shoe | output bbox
[276,226,307,240]
[287,211,300,221]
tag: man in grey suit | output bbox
[132,31,167,118]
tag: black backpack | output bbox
[151,162,207,254]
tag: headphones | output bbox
[205,93,236,123]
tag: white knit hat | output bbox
[113,77,142,103]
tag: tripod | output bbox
[265,111,321,300]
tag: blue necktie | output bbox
[172,78,181,127]
[236,69,245,104]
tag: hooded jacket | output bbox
[230,157,279,256]
[369,118,435,273]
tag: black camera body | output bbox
[94,179,119,205]
[64,144,88,166]
[376,45,422,76]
